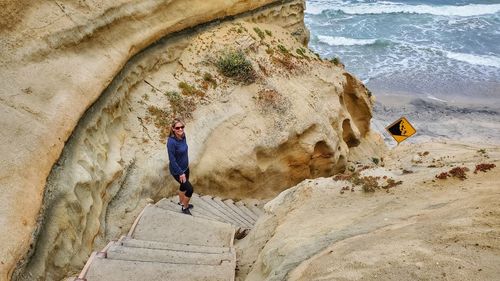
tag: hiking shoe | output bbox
[181,207,192,215]
[178,202,193,209]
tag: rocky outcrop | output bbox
[1,1,309,280]
[1,0,384,280]
[236,142,500,281]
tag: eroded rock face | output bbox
[236,143,500,281]
[1,1,307,280]
[1,0,382,280]
[185,23,376,199]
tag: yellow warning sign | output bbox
[386,117,416,143]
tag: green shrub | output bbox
[296,47,307,58]
[330,57,341,65]
[265,30,272,36]
[203,72,217,88]
[216,50,256,84]
[277,44,289,54]
[253,27,265,39]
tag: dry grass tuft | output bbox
[165,91,195,121]
[147,105,170,139]
[435,166,470,180]
[449,166,469,180]
[255,89,289,114]
[334,171,401,193]
[178,81,205,97]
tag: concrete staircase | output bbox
[72,194,265,281]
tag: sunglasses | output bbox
[174,126,185,130]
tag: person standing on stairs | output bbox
[167,118,194,215]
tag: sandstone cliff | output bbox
[1,0,385,280]
[237,141,500,281]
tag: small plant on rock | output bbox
[360,176,379,192]
[296,47,307,58]
[255,89,289,114]
[202,72,217,89]
[147,105,170,139]
[435,172,449,179]
[164,90,195,120]
[253,27,265,39]
[330,57,341,65]
[277,44,289,55]
[216,50,256,84]
[474,163,496,174]
[436,166,469,180]
[178,82,205,97]
[449,166,469,180]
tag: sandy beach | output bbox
[370,92,500,147]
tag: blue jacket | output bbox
[167,135,189,176]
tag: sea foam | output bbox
[317,35,378,46]
[446,51,500,68]
[307,2,500,17]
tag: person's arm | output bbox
[167,138,183,175]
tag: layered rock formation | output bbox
[0,0,383,280]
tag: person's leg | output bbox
[173,174,188,208]
[181,180,193,209]
[178,190,186,206]
[182,169,193,209]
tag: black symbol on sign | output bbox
[388,120,408,136]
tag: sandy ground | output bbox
[238,140,500,281]
[370,93,500,146]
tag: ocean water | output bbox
[305,0,500,104]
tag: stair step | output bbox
[130,205,235,248]
[167,196,231,224]
[222,199,255,226]
[190,195,243,227]
[156,198,220,222]
[120,237,231,254]
[85,257,234,281]
[213,197,253,228]
[187,195,232,223]
[154,198,179,212]
[234,201,260,222]
[106,242,235,266]
[200,195,247,228]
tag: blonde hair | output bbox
[169,118,185,138]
